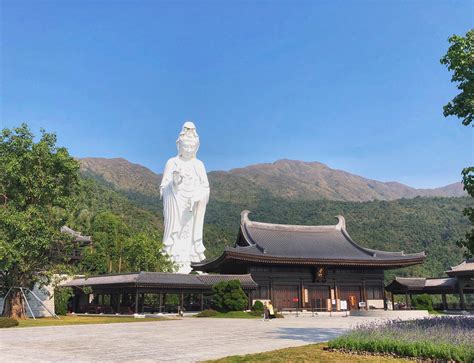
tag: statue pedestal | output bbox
[177,263,192,274]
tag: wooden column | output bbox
[200,293,204,311]
[382,281,387,310]
[71,294,76,313]
[362,280,367,310]
[299,279,304,310]
[117,293,122,314]
[159,293,163,313]
[134,290,139,314]
[405,292,409,308]
[442,293,447,310]
[141,293,145,313]
[459,287,466,310]
[269,278,273,302]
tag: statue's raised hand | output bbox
[173,170,183,186]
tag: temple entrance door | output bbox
[338,286,361,310]
[307,286,330,311]
[272,285,299,310]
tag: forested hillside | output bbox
[75,173,471,282]
[67,178,163,236]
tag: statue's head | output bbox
[176,121,200,160]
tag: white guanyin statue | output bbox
[160,122,209,273]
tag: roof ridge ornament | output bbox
[241,210,252,225]
[335,215,346,230]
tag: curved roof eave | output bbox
[193,249,425,270]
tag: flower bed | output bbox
[328,316,474,362]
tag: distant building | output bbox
[386,259,474,310]
[59,226,92,263]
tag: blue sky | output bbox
[1,0,472,188]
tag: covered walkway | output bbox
[62,272,257,314]
[386,259,474,310]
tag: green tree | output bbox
[0,124,80,319]
[54,287,74,315]
[87,212,129,273]
[123,232,175,272]
[441,29,474,257]
[212,280,248,312]
[440,29,474,126]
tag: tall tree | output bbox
[87,212,129,274]
[0,124,80,319]
[80,214,175,274]
[123,232,175,272]
[441,29,474,257]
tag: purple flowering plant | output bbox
[328,316,474,362]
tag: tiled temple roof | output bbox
[60,226,92,244]
[446,259,474,277]
[193,211,425,271]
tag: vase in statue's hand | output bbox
[172,170,183,186]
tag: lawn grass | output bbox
[206,343,410,362]
[213,311,261,319]
[195,310,261,319]
[15,315,168,328]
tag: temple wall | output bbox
[248,265,386,311]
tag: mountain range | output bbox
[79,157,465,204]
[77,156,471,280]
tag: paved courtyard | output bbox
[0,315,385,362]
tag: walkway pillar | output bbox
[442,293,447,310]
[134,290,139,314]
[459,288,466,310]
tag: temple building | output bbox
[192,211,425,311]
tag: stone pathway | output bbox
[0,315,386,362]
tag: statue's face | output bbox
[179,138,198,159]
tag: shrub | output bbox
[195,309,218,317]
[0,317,19,328]
[212,280,248,312]
[411,294,433,311]
[252,300,264,312]
[54,287,74,315]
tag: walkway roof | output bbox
[385,277,458,294]
[62,272,258,290]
